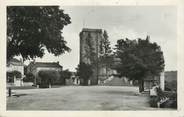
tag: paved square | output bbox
[7,86,158,110]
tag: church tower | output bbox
[79,28,105,85]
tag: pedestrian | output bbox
[150,82,159,107]
[150,83,159,97]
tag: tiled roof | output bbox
[32,62,62,68]
[82,28,102,33]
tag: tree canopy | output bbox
[115,36,165,81]
[7,6,71,61]
[99,30,113,78]
[60,69,72,85]
[38,70,60,86]
[99,30,113,62]
[76,62,93,85]
[60,69,72,79]
[103,30,112,55]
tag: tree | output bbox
[99,30,113,79]
[7,6,71,61]
[23,73,35,82]
[76,62,93,85]
[38,70,60,87]
[60,69,72,85]
[115,36,165,92]
[103,30,112,55]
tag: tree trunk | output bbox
[138,79,144,92]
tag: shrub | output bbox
[60,69,72,85]
[23,73,35,82]
[38,70,61,87]
[76,62,93,85]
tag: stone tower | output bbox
[79,28,105,85]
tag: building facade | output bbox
[6,58,24,86]
[7,58,24,76]
[27,61,62,85]
[79,28,106,85]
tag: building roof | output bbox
[30,62,62,68]
[82,28,102,33]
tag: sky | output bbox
[23,6,177,72]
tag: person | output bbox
[149,82,160,107]
[150,83,159,97]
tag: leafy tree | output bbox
[99,30,113,79]
[103,30,112,55]
[115,36,165,92]
[76,62,93,85]
[38,70,60,87]
[23,73,35,82]
[7,6,71,61]
[60,69,72,85]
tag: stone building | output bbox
[7,58,24,77]
[79,28,133,86]
[27,61,62,85]
[7,58,24,86]
[79,28,107,85]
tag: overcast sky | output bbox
[24,6,177,71]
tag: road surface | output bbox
[7,86,159,110]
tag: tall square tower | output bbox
[79,28,105,85]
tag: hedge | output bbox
[38,70,62,86]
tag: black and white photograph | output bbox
[1,0,184,117]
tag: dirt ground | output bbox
[7,86,163,110]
